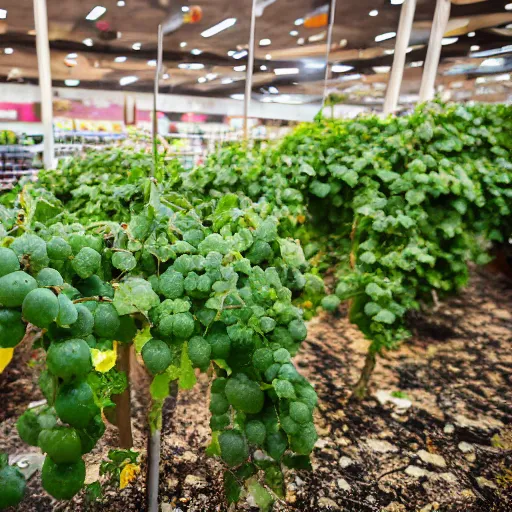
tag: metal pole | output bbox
[418,0,451,103]
[152,25,164,177]
[243,0,257,140]
[33,0,54,169]
[322,0,338,109]
[383,0,417,115]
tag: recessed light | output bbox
[468,32,476,37]
[222,78,234,84]
[234,65,246,72]
[120,76,138,86]
[66,53,78,59]
[269,86,279,94]
[231,93,245,100]
[163,73,170,79]
[147,60,157,67]
[180,42,187,48]
[182,6,190,12]
[83,38,94,47]
[470,45,480,52]
[206,73,217,81]
[409,61,424,68]
[265,54,272,60]
[178,63,204,70]
[369,10,378,16]
[260,65,267,71]
[201,18,237,38]
[4,48,14,55]
[0,9,7,19]
[441,37,458,45]
[274,68,299,75]
[259,38,271,46]
[117,0,125,6]
[65,79,80,86]
[332,64,354,73]
[191,49,203,55]
[506,3,512,11]
[233,50,248,59]
[132,42,141,50]
[85,6,106,21]
[294,18,304,26]
[375,32,396,42]
[198,76,207,83]
[115,56,127,63]
[297,38,305,45]
[290,30,298,36]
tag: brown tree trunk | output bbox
[115,343,133,449]
[351,349,377,401]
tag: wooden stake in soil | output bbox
[115,343,133,449]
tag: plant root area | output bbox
[1,269,511,512]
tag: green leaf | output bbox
[299,163,316,176]
[309,180,331,198]
[272,379,296,399]
[247,478,274,512]
[373,309,396,324]
[405,189,426,205]
[150,373,171,400]
[134,325,152,353]
[359,251,376,264]
[113,278,160,316]
[278,238,306,268]
[179,342,197,390]
[206,431,221,456]
[224,471,242,505]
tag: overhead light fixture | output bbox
[147,60,157,67]
[83,38,94,47]
[442,37,458,45]
[470,45,480,52]
[274,67,299,75]
[269,86,279,94]
[182,6,190,12]
[85,6,106,21]
[115,56,127,63]
[0,9,7,19]
[117,1,125,6]
[198,76,207,83]
[294,18,304,26]
[233,50,248,59]
[369,10,378,16]
[259,38,271,46]
[132,42,142,50]
[231,94,245,100]
[375,32,396,42]
[480,57,505,67]
[191,49,203,56]
[332,64,354,73]
[163,73,170,79]
[468,31,476,38]
[222,78,234,84]
[409,61,424,68]
[373,66,390,73]
[260,65,267,71]
[234,65,246,71]
[206,73,217,81]
[178,63,205,70]
[339,73,361,81]
[506,3,512,11]
[227,50,236,56]
[308,32,326,43]
[201,18,237,38]
[391,0,404,4]
[4,48,13,55]
[120,76,138,86]
[265,54,272,60]
[297,37,305,45]
[65,79,80,87]
[384,49,395,55]
[290,30,298,36]
[305,62,325,69]
[66,53,78,59]
[180,42,187,48]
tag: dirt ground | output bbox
[1,268,511,512]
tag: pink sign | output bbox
[0,102,40,122]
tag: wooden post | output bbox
[152,25,163,176]
[322,0,338,109]
[243,0,257,140]
[33,0,55,170]
[383,0,418,115]
[115,343,133,449]
[418,0,451,103]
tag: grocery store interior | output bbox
[1,0,512,183]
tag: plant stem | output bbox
[146,429,161,512]
[115,342,133,449]
[351,349,377,401]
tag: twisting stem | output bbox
[351,349,377,401]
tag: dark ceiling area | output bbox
[0,0,512,106]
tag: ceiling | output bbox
[0,0,512,108]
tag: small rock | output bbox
[461,489,476,499]
[465,452,476,463]
[336,436,351,446]
[337,478,351,492]
[419,505,433,512]
[318,497,339,508]
[382,502,407,512]
[179,451,198,463]
[405,465,430,478]
[184,474,207,487]
[339,456,354,468]
[167,477,179,490]
[376,390,412,414]
[418,450,447,468]
[315,438,329,449]
[161,505,173,512]
[439,472,458,484]
[367,439,399,454]
[444,424,455,434]
[295,476,305,487]
[458,442,474,453]
[476,476,497,490]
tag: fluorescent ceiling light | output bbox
[332,64,354,73]
[294,18,304,26]
[305,62,325,69]
[297,37,305,45]
[409,61,424,68]
[222,78,234,84]
[180,42,187,48]
[391,0,404,4]
[178,63,204,70]
[0,9,7,19]
[227,50,236,56]
[231,94,245,100]
[373,66,390,73]
[375,32,396,42]
[290,30,298,36]
[4,48,13,55]
[201,18,237,38]
[468,31,475,37]
[83,38,94,47]
[115,56,127,63]
[191,49,202,55]
[206,73,217,81]
[198,77,207,83]
[163,73,170,79]
[470,45,480,52]
[274,67,299,75]
[86,6,106,21]
[269,86,279,94]
[132,42,141,50]
[147,60,157,67]
[117,1,125,6]
[260,65,267,71]
[480,57,505,67]
[259,38,271,46]
[234,65,246,72]
[65,79,80,87]
[182,6,190,12]
[339,73,361,81]
[442,37,458,46]
[369,10,378,16]
[265,54,272,60]
[506,3,512,11]
[120,76,138,86]
[67,53,78,59]
[233,50,248,59]
[384,49,395,55]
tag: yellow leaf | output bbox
[91,342,117,373]
[0,348,14,373]
[119,463,140,490]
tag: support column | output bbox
[418,0,451,103]
[383,0,418,115]
[322,0,338,109]
[243,0,257,140]
[33,0,54,170]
